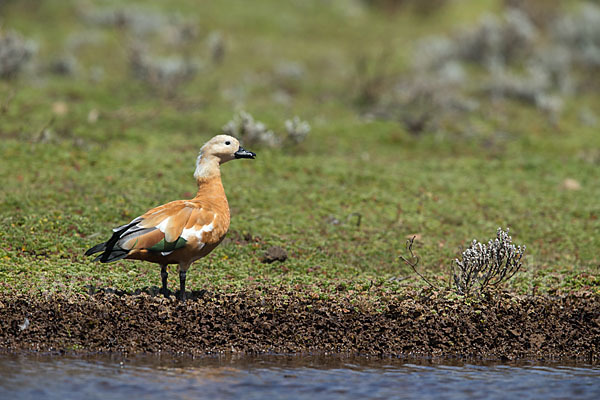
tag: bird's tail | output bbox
[85,220,140,263]
[85,242,107,256]
[85,241,130,263]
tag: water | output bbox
[1,353,599,400]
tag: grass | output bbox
[0,0,598,298]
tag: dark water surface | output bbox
[1,353,599,400]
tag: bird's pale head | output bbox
[194,135,256,179]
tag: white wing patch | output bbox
[156,217,171,233]
[181,213,217,248]
[181,223,214,240]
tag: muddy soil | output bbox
[0,289,598,361]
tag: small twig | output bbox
[33,116,56,142]
[400,236,438,290]
[1,90,16,114]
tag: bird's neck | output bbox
[194,173,226,200]
[194,154,221,180]
[193,154,227,201]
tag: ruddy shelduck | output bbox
[85,135,256,300]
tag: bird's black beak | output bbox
[234,146,256,159]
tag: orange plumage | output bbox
[85,135,256,300]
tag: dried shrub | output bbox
[503,0,564,28]
[79,5,197,43]
[206,31,225,64]
[552,2,600,70]
[284,116,311,144]
[222,111,280,148]
[80,4,201,94]
[415,8,538,71]
[129,47,198,94]
[272,60,305,95]
[361,0,449,15]
[0,29,36,79]
[365,3,600,135]
[377,69,477,135]
[359,8,545,134]
[222,111,311,148]
[452,228,525,296]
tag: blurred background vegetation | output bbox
[0,0,598,297]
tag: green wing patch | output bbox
[148,237,187,252]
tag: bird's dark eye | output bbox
[225,141,231,145]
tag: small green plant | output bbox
[452,228,526,295]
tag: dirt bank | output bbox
[0,289,598,361]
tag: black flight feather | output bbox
[84,242,107,256]
[85,218,143,263]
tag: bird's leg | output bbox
[178,264,188,302]
[160,264,169,297]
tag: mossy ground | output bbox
[2,290,598,360]
[0,0,598,299]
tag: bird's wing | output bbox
[88,199,222,263]
[118,201,216,253]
